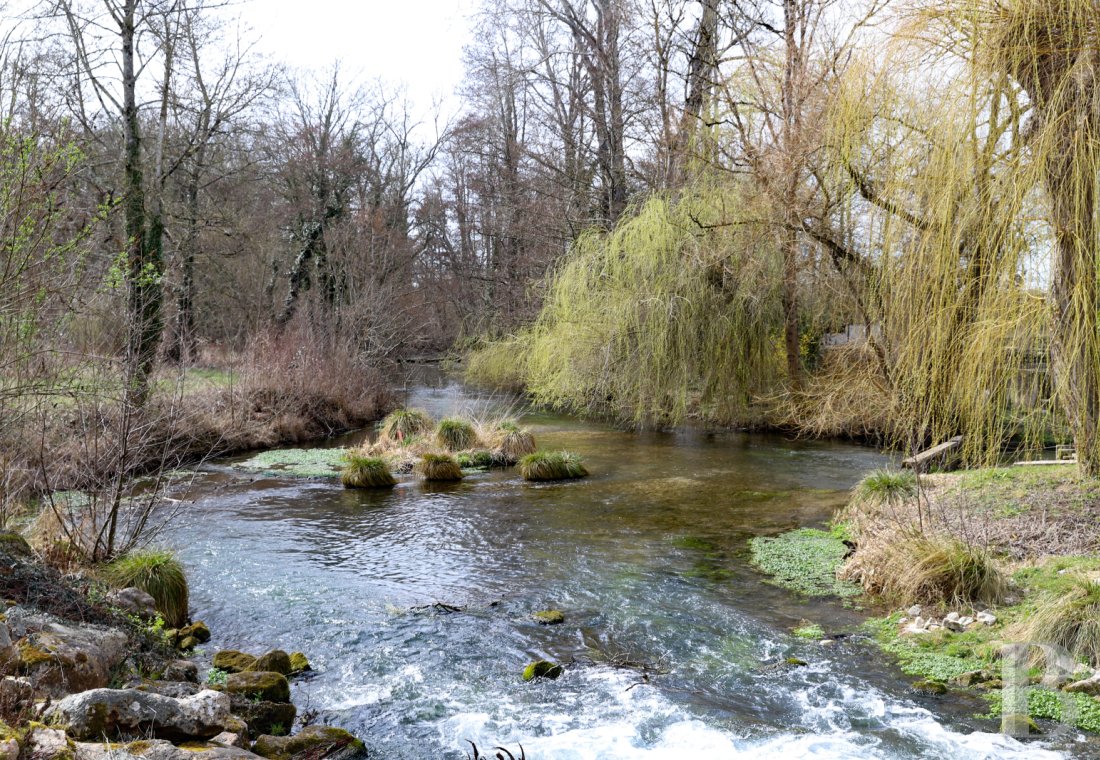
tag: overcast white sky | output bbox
[231,0,477,115]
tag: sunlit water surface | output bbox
[167,375,1089,758]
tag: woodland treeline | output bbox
[2,0,1100,529]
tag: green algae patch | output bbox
[236,448,349,478]
[749,528,861,598]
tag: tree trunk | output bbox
[121,1,163,405]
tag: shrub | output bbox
[852,468,917,508]
[1016,575,1100,666]
[340,455,396,489]
[103,549,189,628]
[518,451,588,481]
[415,453,464,482]
[379,409,433,443]
[841,530,1006,607]
[435,417,477,451]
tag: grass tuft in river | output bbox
[415,453,464,482]
[436,417,477,451]
[518,451,588,481]
[340,454,396,489]
[102,549,189,628]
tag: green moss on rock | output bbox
[253,726,365,760]
[288,652,311,674]
[250,650,292,676]
[211,650,257,674]
[522,660,563,681]
[225,671,290,703]
[179,621,210,643]
[532,610,564,625]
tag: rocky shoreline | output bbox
[0,533,364,760]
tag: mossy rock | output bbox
[177,636,199,651]
[0,533,32,559]
[17,640,53,668]
[230,699,295,738]
[288,652,311,674]
[252,726,365,760]
[911,679,948,695]
[532,610,564,625]
[785,657,808,667]
[225,671,290,703]
[211,651,257,674]
[179,621,210,644]
[522,660,563,682]
[249,650,292,676]
[1001,713,1041,735]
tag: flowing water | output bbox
[167,374,1081,758]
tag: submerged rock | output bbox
[48,687,231,741]
[522,660,563,681]
[224,671,290,703]
[532,610,564,625]
[252,726,366,760]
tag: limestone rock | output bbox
[907,605,922,617]
[976,610,997,626]
[210,732,247,750]
[76,739,263,760]
[252,726,366,760]
[164,660,199,683]
[1064,671,1100,696]
[224,671,290,703]
[12,616,128,696]
[25,726,74,760]
[107,588,158,621]
[0,738,17,760]
[48,687,231,741]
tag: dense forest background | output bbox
[4,0,1100,540]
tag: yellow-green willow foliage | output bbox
[825,1,1095,469]
[468,185,785,425]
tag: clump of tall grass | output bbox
[341,454,396,489]
[840,530,1006,607]
[436,417,477,451]
[415,453,464,482]
[379,408,433,444]
[102,549,189,627]
[492,420,536,464]
[1015,575,1100,666]
[852,469,917,508]
[518,451,588,481]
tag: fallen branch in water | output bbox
[465,739,526,760]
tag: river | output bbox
[167,374,1071,758]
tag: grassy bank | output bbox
[750,463,1100,734]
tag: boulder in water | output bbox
[223,671,290,703]
[252,726,366,760]
[522,660,563,681]
[212,651,257,674]
[251,650,292,676]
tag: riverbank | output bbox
[0,531,365,760]
[751,462,1100,739]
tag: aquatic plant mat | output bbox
[235,448,349,478]
[748,528,861,598]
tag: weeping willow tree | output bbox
[821,0,1100,472]
[468,182,787,426]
